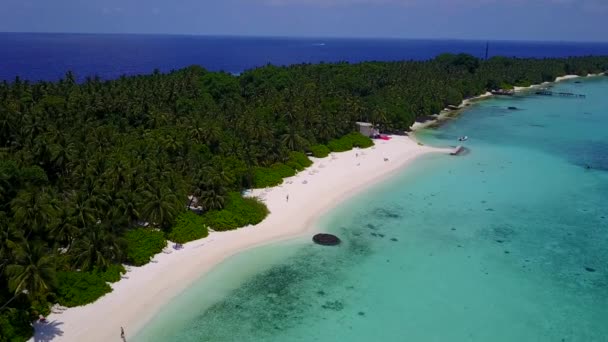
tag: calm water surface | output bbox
[135,77,608,341]
[2,33,608,81]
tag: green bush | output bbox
[288,151,313,170]
[445,88,463,106]
[124,228,166,266]
[252,166,284,188]
[51,265,124,308]
[327,138,352,152]
[271,163,296,178]
[200,193,269,231]
[252,155,311,188]
[347,132,374,148]
[29,300,51,317]
[309,144,330,158]
[167,211,209,243]
[93,264,126,283]
[55,271,112,307]
[0,309,32,342]
[285,160,302,171]
[327,132,374,152]
[499,82,514,90]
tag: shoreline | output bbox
[409,73,605,131]
[409,91,492,131]
[33,136,452,342]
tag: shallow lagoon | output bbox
[135,77,608,342]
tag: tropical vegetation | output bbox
[166,211,209,244]
[1,54,607,340]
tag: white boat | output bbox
[458,136,468,141]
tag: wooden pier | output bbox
[450,146,465,156]
[534,90,586,98]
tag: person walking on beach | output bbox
[121,326,126,341]
[286,194,289,202]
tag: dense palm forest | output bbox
[1,54,607,340]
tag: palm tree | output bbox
[0,215,23,274]
[281,129,308,151]
[66,190,97,228]
[188,173,207,209]
[281,111,309,151]
[71,224,124,271]
[79,174,110,212]
[370,107,388,128]
[49,208,79,250]
[190,120,207,145]
[199,169,228,211]
[202,120,223,152]
[199,183,226,211]
[0,163,16,206]
[4,241,56,299]
[111,189,141,226]
[103,158,133,194]
[20,113,45,146]
[254,121,274,143]
[161,133,183,157]
[141,185,181,229]
[48,131,78,177]
[146,110,169,129]
[11,188,57,238]
[0,110,15,146]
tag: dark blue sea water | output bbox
[2,33,608,82]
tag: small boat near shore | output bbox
[458,136,468,141]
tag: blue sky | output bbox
[1,0,606,41]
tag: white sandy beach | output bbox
[32,136,451,342]
[513,74,579,92]
[555,74,580,82]
[514,73,604,92]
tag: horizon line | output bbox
[2,31,608,44]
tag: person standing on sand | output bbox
[286,194,289,202]
[121,327,125,340]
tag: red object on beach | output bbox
[379,135,391,140]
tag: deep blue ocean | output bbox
[2,33,608,82]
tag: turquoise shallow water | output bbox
[135,78,608,342]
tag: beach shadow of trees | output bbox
[32,320,64,342]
